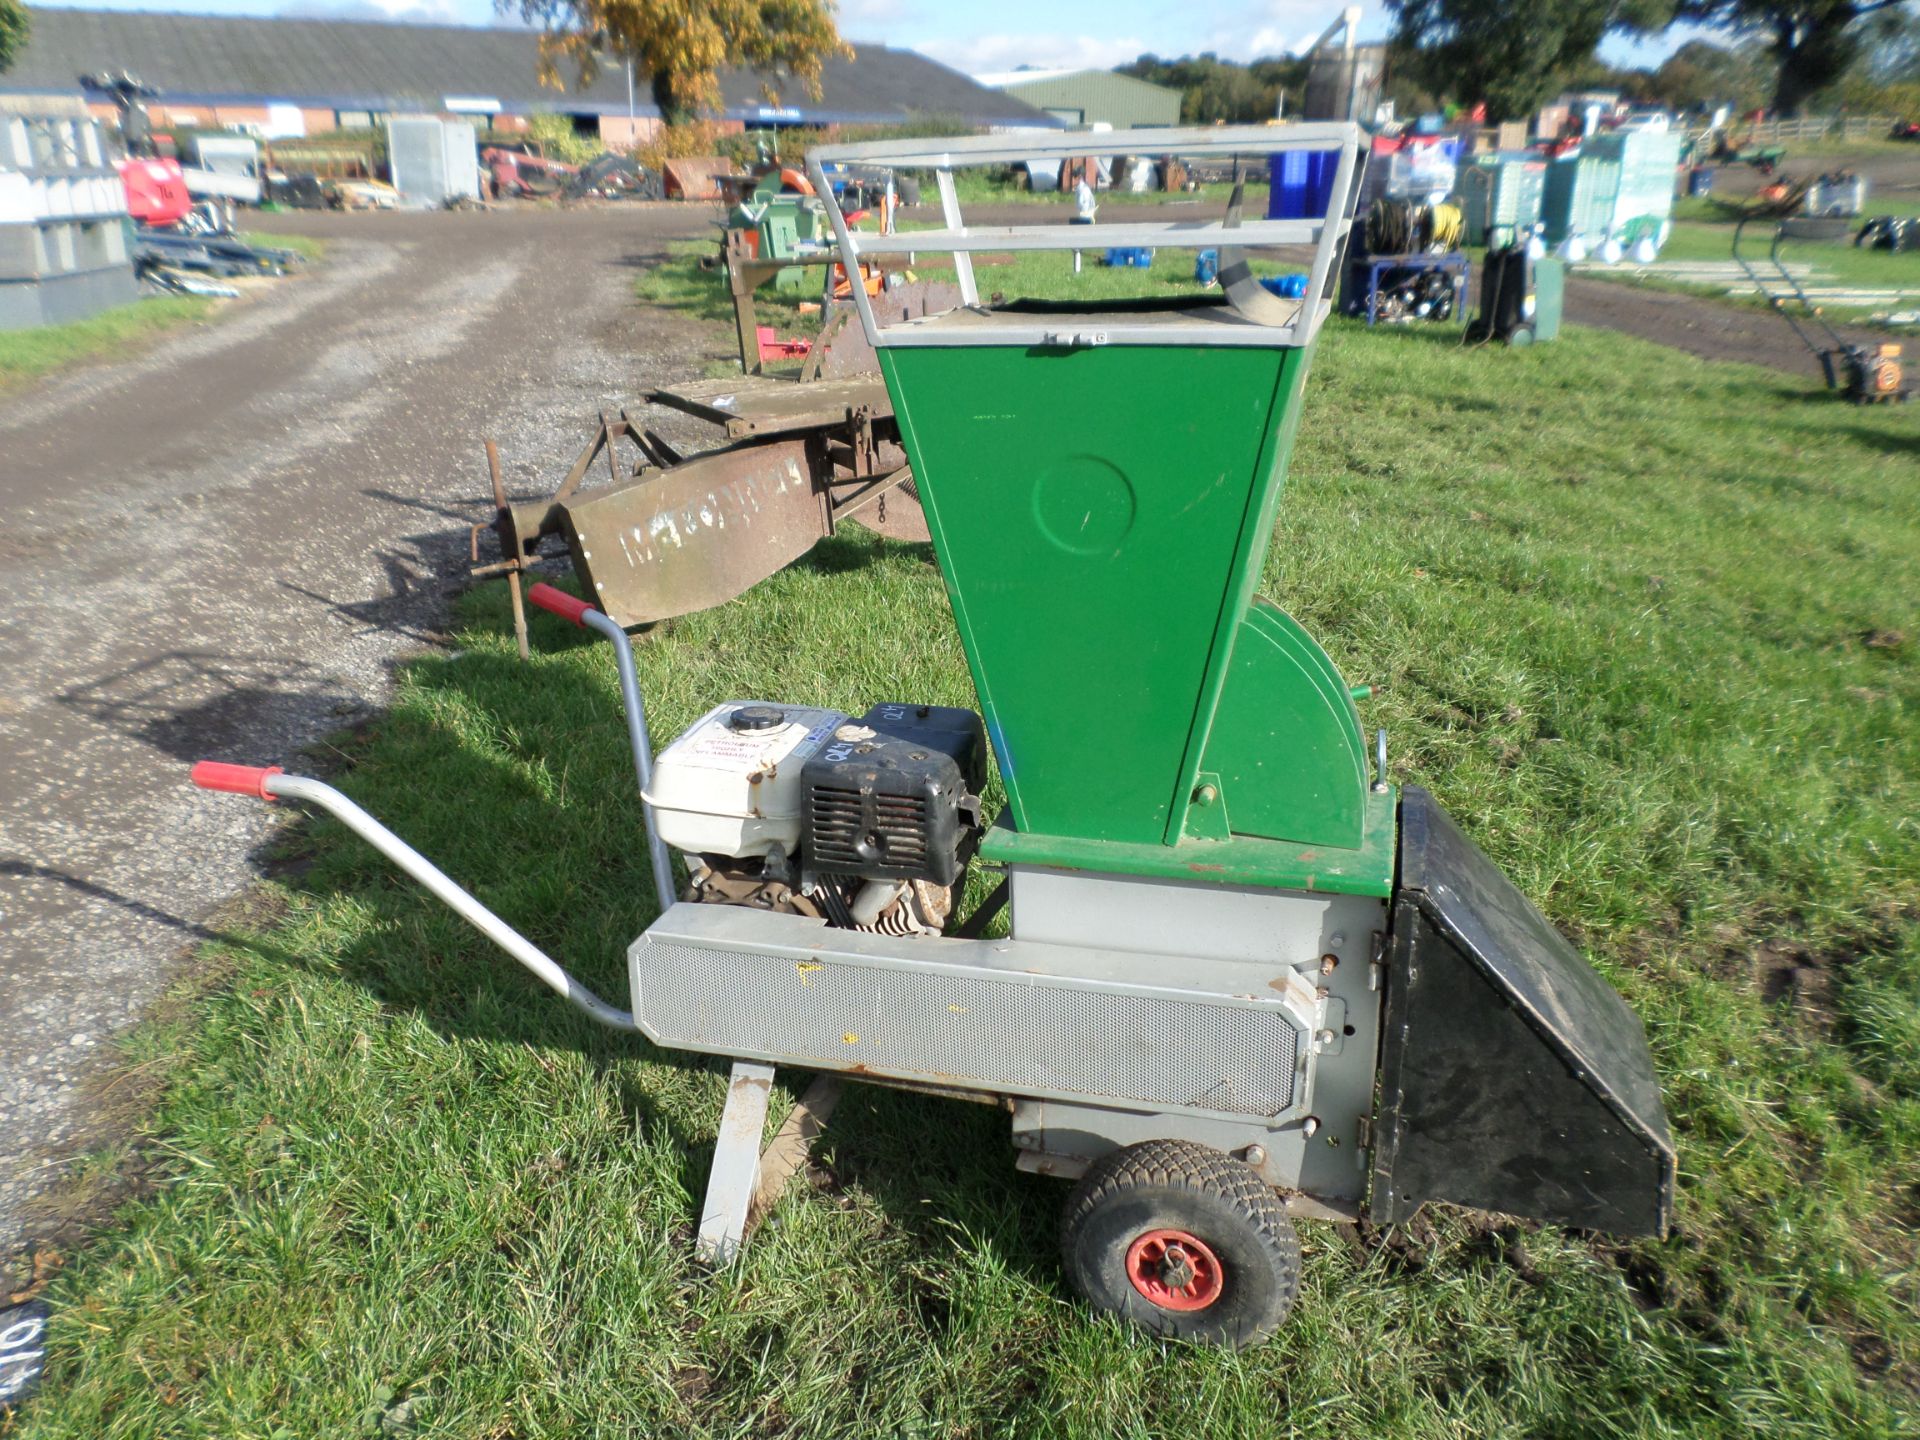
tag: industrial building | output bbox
[1,7,1052,148]
[975,69,1180,129]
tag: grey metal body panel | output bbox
[1372,787,1676,1235]
[0,261,139,330]
[1009,867,1386,1205]
[632,900,1324,1123]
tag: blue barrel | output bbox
[1687,165,1714,197]
[1267,150,1340,220]
[1194,248,1219,285]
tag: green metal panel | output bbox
[1200,600,1370,848]
[880,342,1302,846]
[878,335,1394,896]
[985,786,1398,897]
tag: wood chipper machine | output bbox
[193,124,1674,1349]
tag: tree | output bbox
[503,0,848,127]
[1835,5,1920,113]
[1385,0,1674,119]
[1657,0,1910,113]
[1117,53,1303,123]
[1646,38,1774,111]
[0,0,28,77]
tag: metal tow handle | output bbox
[526,583,678,911]
[189,763,638,1031]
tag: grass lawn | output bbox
[1584,195,1920,323]
[15,242,1920,1438]
[0,234,323,390]
[0,296,216,389]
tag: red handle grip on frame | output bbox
[527,583,595,627]
[190,761,283,801]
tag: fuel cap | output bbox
[728,705,786,732]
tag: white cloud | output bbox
[1204,2,1388,62]
[917,32,1156,76]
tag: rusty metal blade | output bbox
[560,437,823,627]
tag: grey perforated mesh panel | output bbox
[636,940,1301,1118]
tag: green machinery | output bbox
[1543,129,1683,256]
[195,125,1674,1350]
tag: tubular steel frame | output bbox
[805,124,1367,350]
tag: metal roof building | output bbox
[1,7,1054,144]
[975,69,1180,129]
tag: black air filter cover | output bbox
[800,704,986,886]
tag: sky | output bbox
[59,0,1704,73]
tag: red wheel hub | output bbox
[1125,1228,1223,1311]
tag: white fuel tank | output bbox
[646,701,846,859]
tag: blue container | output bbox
[1687,165,1714,197]
[1194,248,1219,285]
[1259,273,1309,299]
[1267,150,1340,220]
[1101,246,1153,268]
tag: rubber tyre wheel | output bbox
[1060,1139,1301,1349]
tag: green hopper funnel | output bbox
[809,126,1389,896]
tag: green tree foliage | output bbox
[1834,5,1920,114]
[0,0,29,76]
[1658,0,1909,113]
[1386,0,1674,119]
[1117,53,1306,123]
[1645,38,1775,111]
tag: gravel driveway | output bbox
[0,204,715,1251]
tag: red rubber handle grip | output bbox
[527,582,595,627]
[191,761,283,800]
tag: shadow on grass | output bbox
[199,596,1054,1291]
[1841,418,1920,454]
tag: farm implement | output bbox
[468,281,959,655]
[1733,215,1909,403]
[197,125,1674,1348]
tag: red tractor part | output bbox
[754,325,812,363]
[118,156,193,226]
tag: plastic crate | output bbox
[1266,149,1341,220]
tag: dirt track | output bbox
[0,204,713,1250]
[1563,275,1894,381]
[1563,146,1920,379]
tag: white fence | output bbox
[1730,114,1898,145]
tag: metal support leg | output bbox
[695,1061,776,1267]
